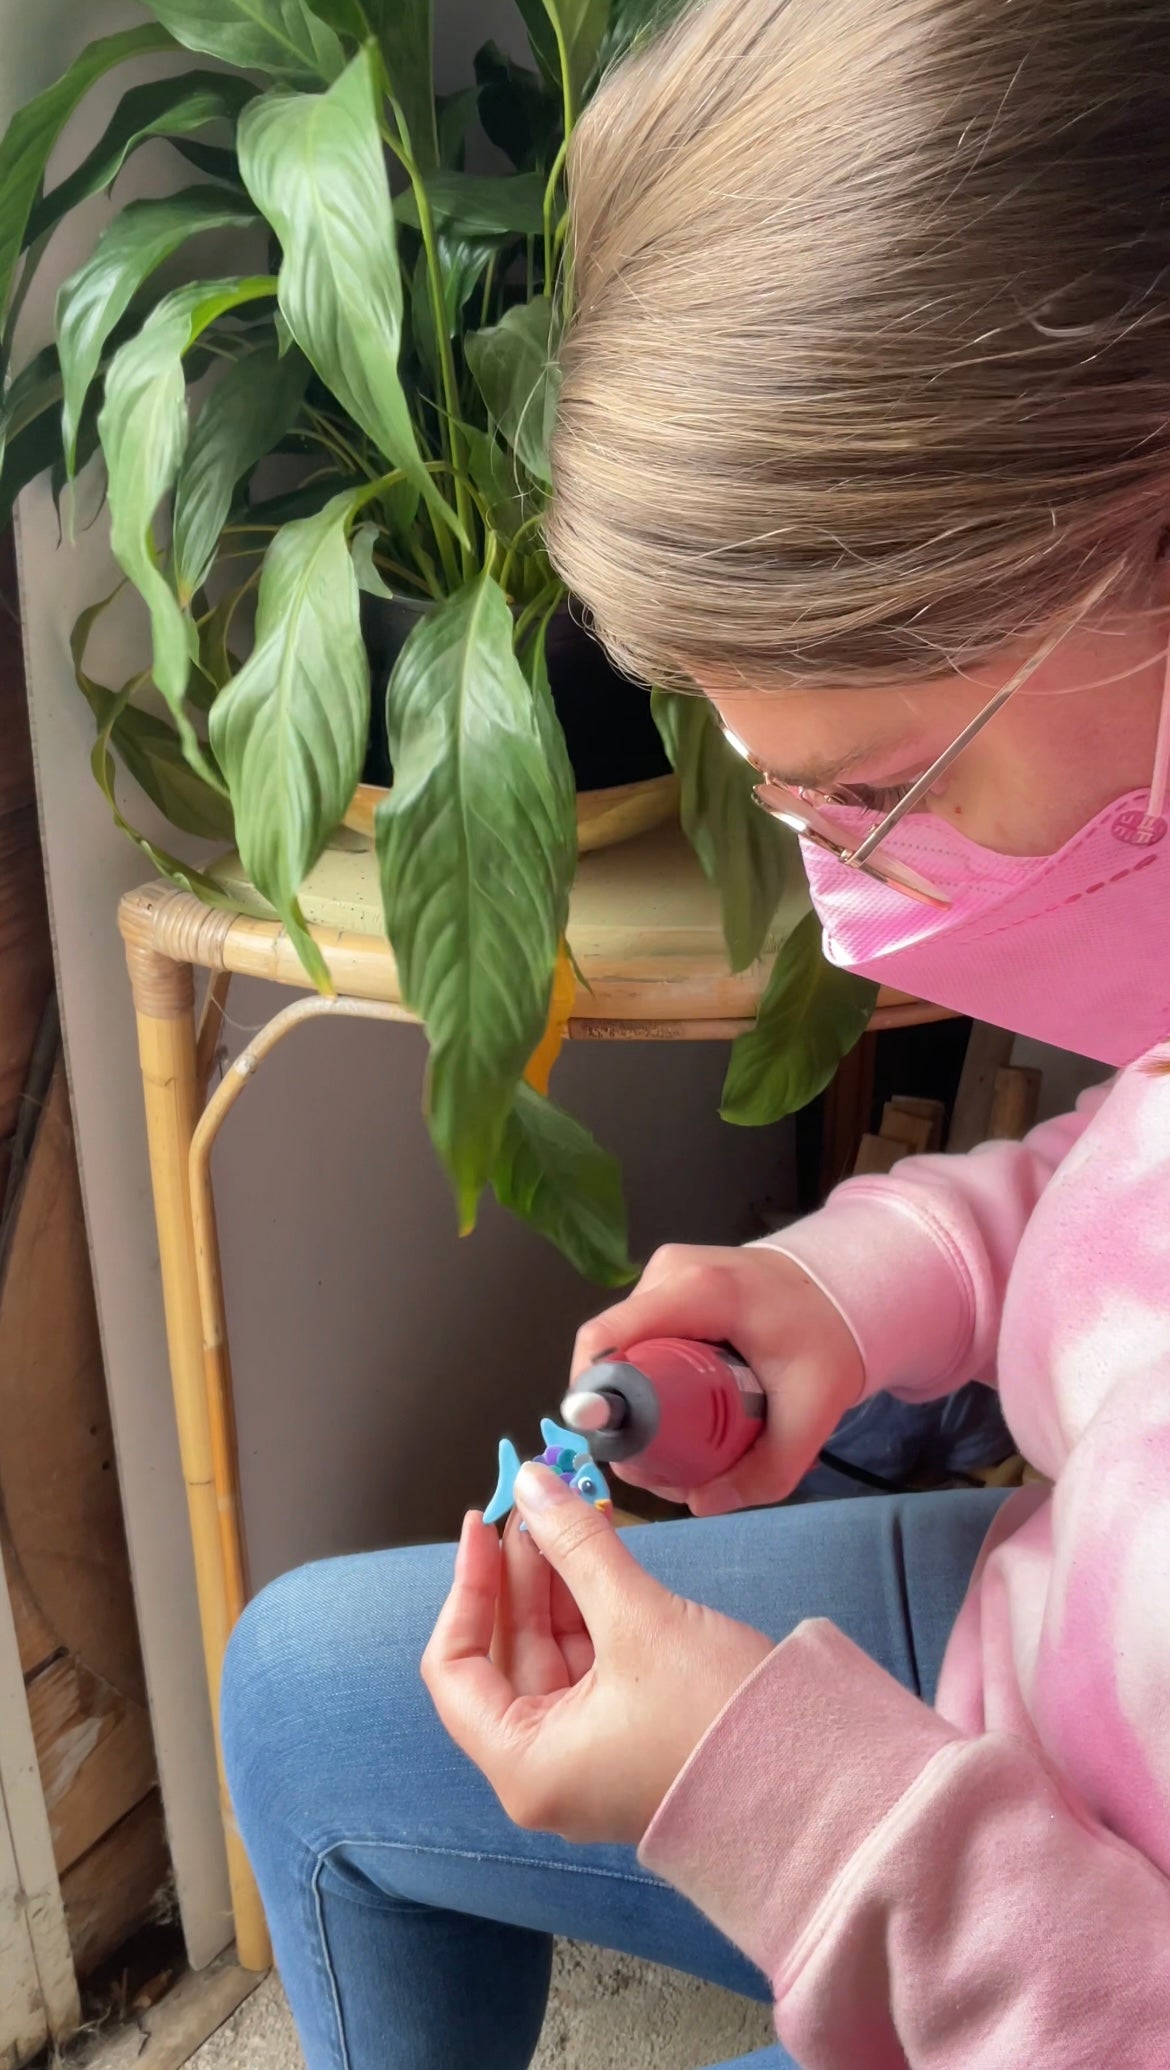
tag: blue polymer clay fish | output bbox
[484,1417,612,1526]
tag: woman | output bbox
[221,2,1170,2063]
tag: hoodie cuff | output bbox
[751,1188,976,1400]
[638,1619,960,1981]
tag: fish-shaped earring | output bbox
[484,1417,612,1526]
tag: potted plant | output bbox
[0,0,875,1281]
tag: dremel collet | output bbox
[561,1338,766,1489]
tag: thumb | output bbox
[513,1463,658,1623]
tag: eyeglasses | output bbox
[717,592,1114,909]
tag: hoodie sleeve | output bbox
[754,1085,1109,1400]
[639,1619,1170,2070]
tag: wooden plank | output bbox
[818,1032,877,1196]
[0,1062,147,1707]
[60,1792,170,1981]
[853,1132,911,1176]
[2,1558,57,1686]
[948,1023,1015,1152]
[25,1654,156,1879]
[988,1064,1042,1142]
[0,1548,79,2056]
[129,1959,261,2070]
[879,1102,937,1156]
[0,1786,47,2070]
[886,1095,947,1152]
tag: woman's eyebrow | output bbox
[766,736,890,790]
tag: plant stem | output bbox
[514,580,563,650]
[305,407,375,481]
[542,139,568,295]
[479,252,497,329]
[382,126,474,583]
[498,513,546,598]
[221,565,262,662]
[551,16,576,139]
[373,552,434,595]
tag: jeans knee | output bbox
[221,1563,325,1837]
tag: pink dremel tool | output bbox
[561,1339,766,1489]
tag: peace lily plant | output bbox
[0,0,875,1280]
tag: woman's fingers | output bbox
[549,1567,594,1684]
[495,1512,571,1695]
[570,1258,738,1379]
[421,1513,515,1749]
[513,1464,664,1629]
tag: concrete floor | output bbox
[193,1952,773,2069]
[75,1944,774,2069]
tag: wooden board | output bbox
[24,1654,156,1879]
[0,1064,147,1706]
[0,1056,164,1971]
[60,1792,170,1981]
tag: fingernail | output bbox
[515,1461,569,1511]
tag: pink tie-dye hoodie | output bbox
[638,1053,1170,2067]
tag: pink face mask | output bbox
[800,782,1170,1067]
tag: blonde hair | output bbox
[545,0,1170,690]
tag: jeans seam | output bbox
[311,1844,353,2069]
[309,1835,661,1912]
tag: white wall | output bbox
[7,3,797,1962]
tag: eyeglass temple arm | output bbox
[849,571,1124,869]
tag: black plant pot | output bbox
[361,595,671,794]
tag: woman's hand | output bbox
[572,1243,864,1515]
[421,1465,774,1848]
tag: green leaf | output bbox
[598,0,685,69]
[27,72,257,246]
[71,593,240,906]
[492,1083,636,1283]
[98,273,276,762]
[75,674,236,840]
[515,0,608,114]
[410,235,496,391]
[1,382,77,529]
[0,23,177,337]
[238,50,456,536]
[521,616,576,842]
[244,471,367,528]
[172,341,309,601]
[208,490,368,989]
[394,170,545,237]
[146,0,345,85]
[436,87,477,170]
[465,298,560,487]
[196,589,244,694]
[370,0,439,171]
[511,0,560,91]
[461,422,527,544]
[350,519,395,599]
[651,689,798,972]
[306,0,369,36]
[172,136,250,189]
[0,344,60,481]
[56,186,257,473]
[375,575,576,1229]
[720,910,877,1126]
[474,41,559,172]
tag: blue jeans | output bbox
[222,1491,1006,2070]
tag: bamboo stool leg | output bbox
[123,937,271,1972]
